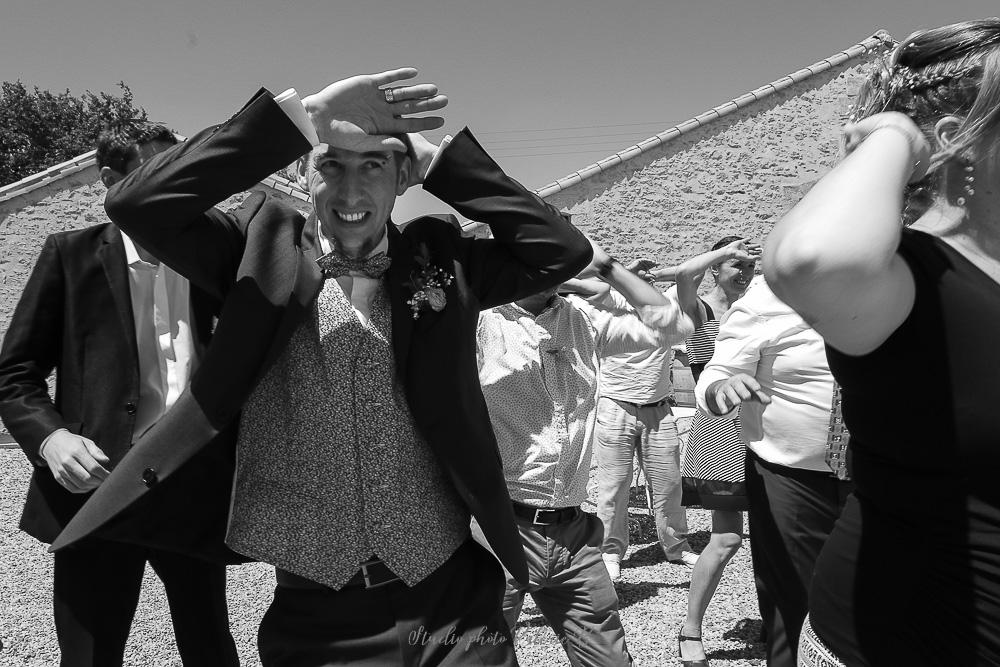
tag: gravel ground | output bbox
[0,441,764,667]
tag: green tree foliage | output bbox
[0,81,146,187]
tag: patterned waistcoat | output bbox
[226,277,469,588]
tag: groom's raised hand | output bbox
[302,67,447,146]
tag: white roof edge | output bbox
[535,30,895,201]
[0,138,310,205]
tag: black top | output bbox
[688,299,716,383]
[810,229,1000,665]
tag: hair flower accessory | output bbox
[405,243,453,319]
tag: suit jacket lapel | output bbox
[386,223,416,379]
[98,225,139,365]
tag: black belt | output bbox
[616,397,672,409]
[512,501,580,525]
[276,557,402,591]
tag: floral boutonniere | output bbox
[405,243,454,320]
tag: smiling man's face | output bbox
[298,145,410,253]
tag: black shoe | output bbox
[678,632,710,667]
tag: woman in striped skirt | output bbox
[673,236,760,667]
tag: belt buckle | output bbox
[532,508,556,525]
[360,559,400,590]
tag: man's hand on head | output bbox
[302,68,448,146]
[40,430,111,494]
[626,258,658,284]
[626,258,656,274]
[405,132,441,187]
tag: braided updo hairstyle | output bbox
[852,19,1000,224]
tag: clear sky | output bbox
[2,0,998,220]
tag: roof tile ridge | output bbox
[2,142,312,205]
[0,151,98,202]
[534,30,894,200]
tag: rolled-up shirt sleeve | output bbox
[694,299,765,420]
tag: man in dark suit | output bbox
[50,69,592,665]
[0,121,239,666]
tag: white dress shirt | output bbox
[694,280,834,471]
[478,295,692,507]
[315,221,388,327]
[596,289,677,404]
[120,231,196,440]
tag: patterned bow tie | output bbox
[316,250,391,279]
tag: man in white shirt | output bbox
[591,285,698,580]
[0,121,238,666]
[476,241,693,667]
[695,278,853,667]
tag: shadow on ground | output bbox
[708,618,766,661]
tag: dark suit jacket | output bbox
[50,89,592,584]
[0,223,235,554]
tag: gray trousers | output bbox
[476,510,632,667]
[594,396,690,561]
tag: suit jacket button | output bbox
[126,402,137,415]
[141,468,158,487]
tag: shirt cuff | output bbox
[275,88,320,147]
[424,135,453,178]
[38,427,69,464]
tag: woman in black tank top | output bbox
[764,18,1000,666]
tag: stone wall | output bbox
[543,60,875,268]
[0,175,310,340]
[537,51,881,408]
[0,174,310,438]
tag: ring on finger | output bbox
[383,88,396,104]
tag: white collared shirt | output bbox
[315,221,388,327]
[596,289,677,404]
[694,280,834,471]
[478,295,692,507]
[120,230,195,440]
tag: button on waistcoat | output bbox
[227,277,469,588]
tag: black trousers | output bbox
[52,539,239,667]
[257,539,517,667]
[745,451,852,667]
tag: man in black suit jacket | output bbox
[51,69,592,665]
[0,122,239,666]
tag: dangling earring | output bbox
[957,163,975,206]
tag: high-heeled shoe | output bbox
[678,632,710,667]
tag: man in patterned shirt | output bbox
[475,239,694,667]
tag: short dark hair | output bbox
[711,235,742,252]
[95,120,177,172]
